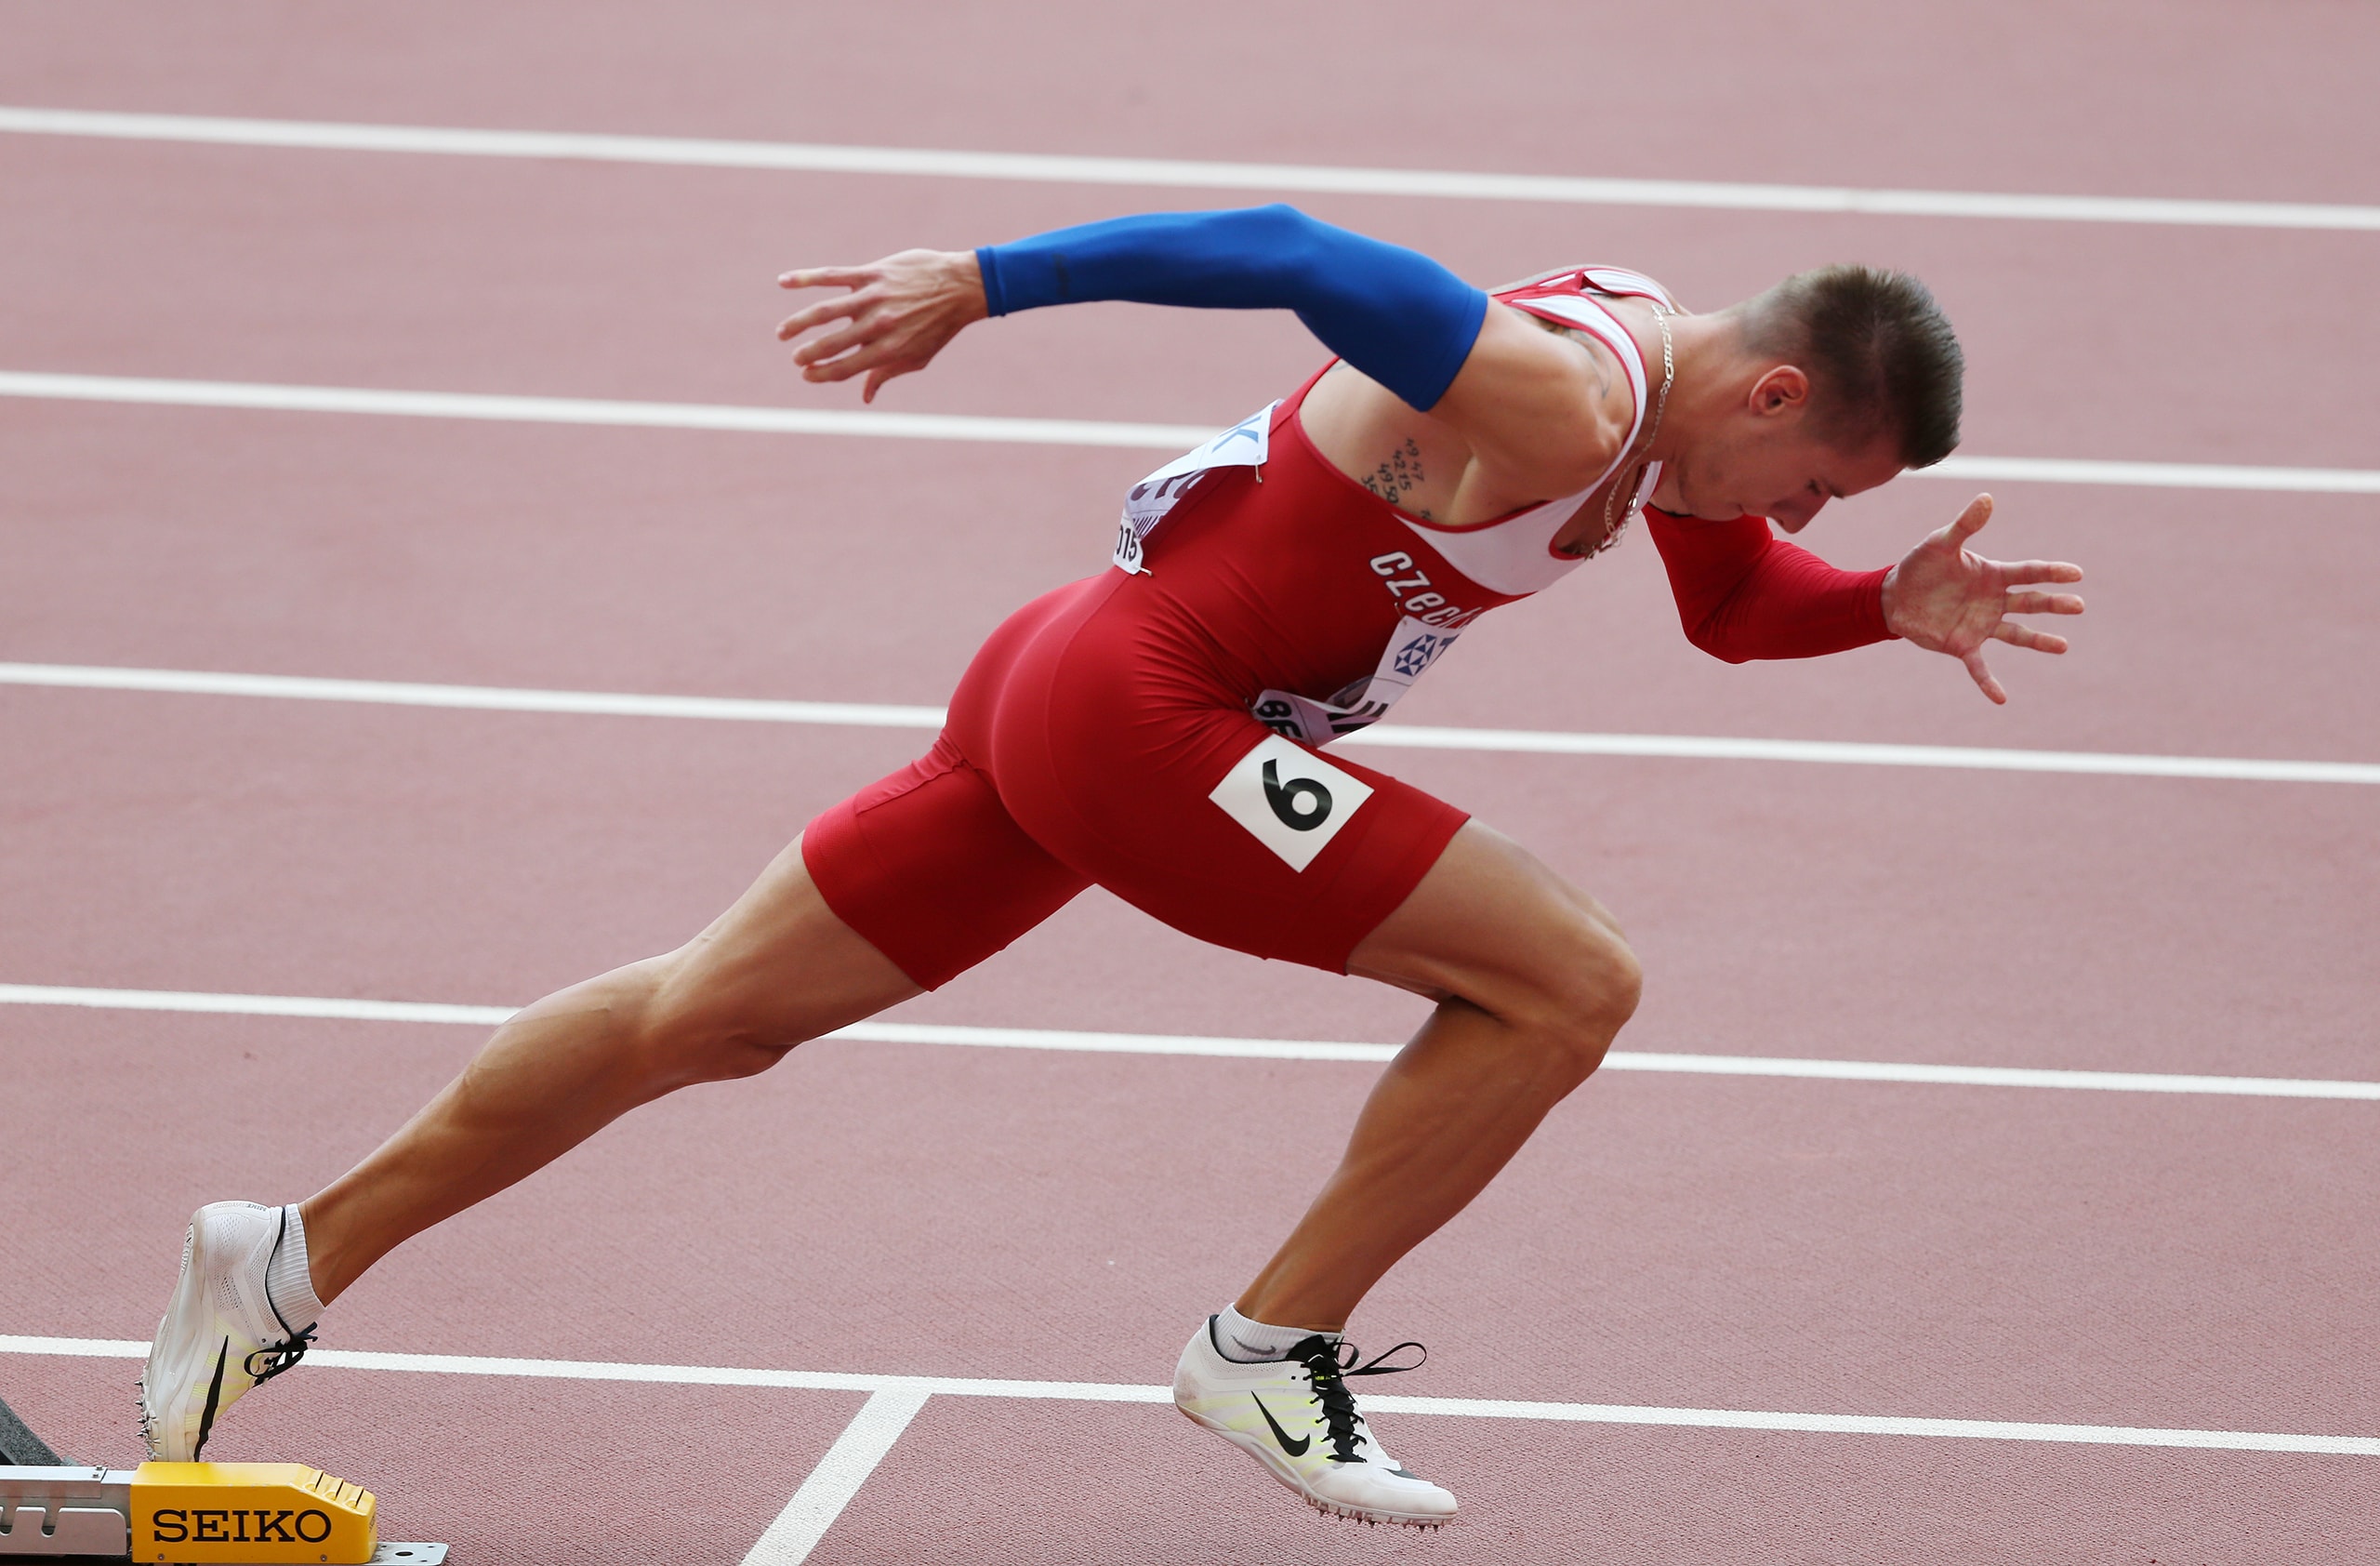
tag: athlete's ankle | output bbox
[1214,1303,1342,1362]
[290,1197,350,1310]
[263,1204,326,1330]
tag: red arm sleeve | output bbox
[1643,507,1897,664]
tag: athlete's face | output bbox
[1663,365,1905,532]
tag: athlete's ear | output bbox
[1748,365,1810,418]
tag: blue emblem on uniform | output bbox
[1392,635,1444,679]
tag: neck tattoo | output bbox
[1569,303,1673,560]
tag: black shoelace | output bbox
[245,1321,316,1385]
[1287,1334,1427,1463]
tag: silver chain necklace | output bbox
[1570,302,1673,560]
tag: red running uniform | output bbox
[803,269,1895,988]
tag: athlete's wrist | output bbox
[945,247,991,324]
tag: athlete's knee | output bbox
[1522,917,1642,1078]
[1580,923,1645,1028]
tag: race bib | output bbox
[1112,402,1276,575]
[1208,735,1375,872]
[1251,617,1465,745]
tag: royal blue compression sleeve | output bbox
[974,205,1488,411]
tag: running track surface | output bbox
[3,5,2375,1562]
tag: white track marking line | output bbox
[6,371,2379,494]
[5,106,2380,234]
[0,660,948,730]
[6,983,2376,1101]
[6,660,2378,786]
[4,1337,2371,1457]
[0,984,515,1027]
[739,1387,931,1566]
[1932,453,2380,495]
[0,371,1210,451]
[1340,724,2380,784]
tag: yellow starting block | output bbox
[0,1463,443,1563]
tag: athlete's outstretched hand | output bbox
[775,248,987,402]
[1881,494,2084,705]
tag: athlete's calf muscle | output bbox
[1239,828,1636,1329]
[300,836,918,1303]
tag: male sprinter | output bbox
[139,206,2082,1528]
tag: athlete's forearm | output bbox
[1645,509,1894,662]
[974,205,1488,411]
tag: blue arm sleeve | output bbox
[974,205,1488,412]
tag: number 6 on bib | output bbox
[1209,736,1375,872]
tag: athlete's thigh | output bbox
[1347,819,1636,1025]
[1005,706,1471,974]
[649,832,922,1042]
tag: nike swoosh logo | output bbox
[193,1337,230,1461]
[1250,1392,1310,1457]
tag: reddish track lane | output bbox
[6,0,2380,205]
[11,1011,2378,1432]
[4,683,2377,1077]
[4,405,2377,762]
[5,132,2378,467]
[822,1400,2368,1566]
[4,1349,862,1566]
[10,1002,2380,1566]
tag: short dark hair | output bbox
[1742,265,1964,469]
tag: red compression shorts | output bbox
[801,571,1468,989]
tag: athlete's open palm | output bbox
[776,248,986,402]
[1882,495,2084,704]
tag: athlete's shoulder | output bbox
[1495,265,1679,310]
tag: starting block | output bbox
[1,1396,443,1563]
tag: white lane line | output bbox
[6,106,2380,235]
[0,371,1210,451]
[0,660,948,731]
[0,984,515,1028]
[740,1387,931,1566]
[7,661,2379,787]
[1341,724,2380,785]
[7,371,2380,495]
[1935,453,2380,495]
[5,1337,2370,1457]
[7,984,2376,1101]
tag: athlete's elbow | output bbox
[1683,621,1756,664]
[1244,204,1333,285]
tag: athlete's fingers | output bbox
[801,335,919,386]
[2004,589,2087,617]
[789,316,883,367]
[1963,646,2008,704]
[800,352,866,384]
[1989,558,2085,587]
[1945,493,1994,547]
[1990,620,2069,654]
[775,265,877,291]
[774,293,869,342]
